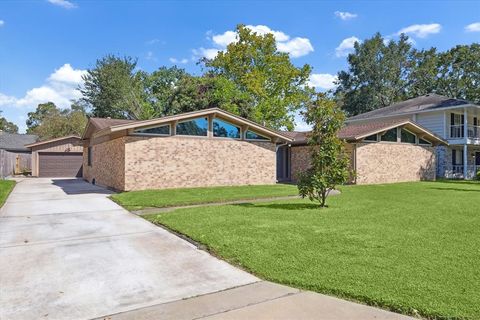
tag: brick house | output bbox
[81,108,293,191]
[279,118,447,185]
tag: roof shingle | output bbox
[0,132,38,152]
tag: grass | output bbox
[0,180,15,207]
[111,184,298,210]
[145,181,480,319]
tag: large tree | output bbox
[336,34,480,116]
[26,102,88,140]
[80,55,150,120]
[335,33,412,116]
[205,24,313,130]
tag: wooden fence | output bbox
[0,150,32,178]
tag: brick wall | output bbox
[290,146,310,181]
[123,135,276,191]
[83,137,125,190]
[355,142,436,184]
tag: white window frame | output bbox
[400,128,417,144]
[132,123,171,136]
[245,129,271,142]
[212,117,242,140]
[176,116,209,137]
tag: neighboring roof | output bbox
[280,131,309,145]
[281,117,447,146]
[25,135,81,148]
[0,132,38,152]
[348,94,473,122]
[83,108,294,142]
[338,118,447,145]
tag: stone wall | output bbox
[123,135,277,191]
[82,137,125,191]
[355,142,436,184]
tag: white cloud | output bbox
[335,36,360,57]
[192,47,220,60]
[48,63,86,84]
[465,22,480,32]
[308,73,338,90]
[146,38,160,45]
[0,20,4,27]
[277,37,314,58]
[47,0,77,9]
[334,11,358,20]
[0,63,86,110]
[212,30,238,47]
[196,25,313,59]
[397,23,441,38]
[169,57,189,64]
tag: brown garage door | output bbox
[39,152,83,177]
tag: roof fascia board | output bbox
[347,103,479,123]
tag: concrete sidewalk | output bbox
[98,282,414,320]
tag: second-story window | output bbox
[450,113,464,138]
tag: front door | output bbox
[475,152,480,166]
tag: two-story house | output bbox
[344,94,480,179]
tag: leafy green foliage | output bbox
[26,102,88,139]
[0,111,18,133]
[80,55,150,120]
[205,25,313,130]
[336,33,480,116]
[297,94,350,207]
[147,181,480,319]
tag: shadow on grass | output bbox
[233,202,321,211]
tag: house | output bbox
[279,117,447,184]
[81,108,293,191]
[26,135,83,177]
[346,94,480,179]
[0,132,38,178]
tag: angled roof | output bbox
[0,132,38,152]
[25,135,81,148]
[281,118,447,146]
[348,94,473,122]
[83,108,293,142]
[342,118,448,145]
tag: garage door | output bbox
[39,152,83,177]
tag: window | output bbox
[363,134,377,142]
[134,124,170,135]
[245,130,270,141]
[452,149,463,165]
[176,117,208,136]
[213,118,240,138]
[380,128,397,142]
[401,129,416,144]
[418,138,431,146]
[87,147,92,166]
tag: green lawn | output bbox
[145,181,480,319]
[0,180,15,207]
[111,184,298,210]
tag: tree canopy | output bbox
[205,25,313,130]
[26,102,88,140]
[335,33,480,116]
[0,111,18,134]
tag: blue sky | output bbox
[0,0,479,133]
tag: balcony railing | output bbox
[449,125,480,140]
[444,165,480,179]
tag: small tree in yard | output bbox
[297,94,350,207]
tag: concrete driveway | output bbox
[0,178,257,320]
